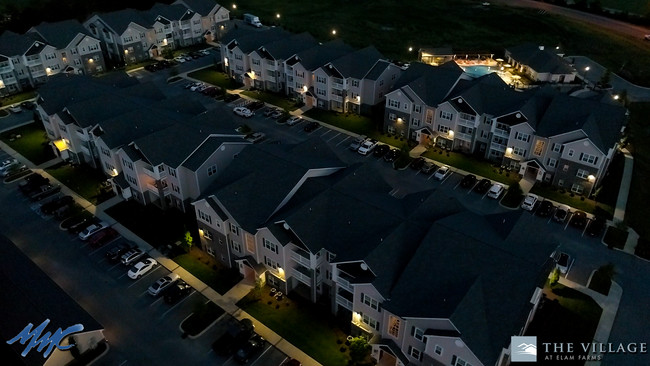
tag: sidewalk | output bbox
[0,140,321,366]
[557,277,623,365]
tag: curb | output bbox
[86,341,110,366]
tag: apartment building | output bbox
[191,140,558,366]
[84,1,228,66]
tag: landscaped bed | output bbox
[238,287,350,366]
[603,226,628,249]
[187,66,242,90]
[173,248,241,295]
[422,149,519,185]
[241,90,301,111]
[46,162,114,205]
[181,301,225,336]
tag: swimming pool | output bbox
[461,65,495,78]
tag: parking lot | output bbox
[0,159,296,366]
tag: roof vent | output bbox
[516,113,522,118]
[458,98,463,103]
[283,222,290,230]
[360,263,368,271]
[234,191,238,195]
[329,64,333,69]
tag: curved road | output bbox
[492,0,650,39]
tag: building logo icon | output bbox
[511,336,537,362]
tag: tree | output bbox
[598,69,611,89]
[550,268,560,286]
[597,263,616,281]
[348,336,372,366]
[183,231,193,252]
[252,278,263,300]
[161,47,173,60]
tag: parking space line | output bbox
[250,345,273,366]
[96,257,107,264]
[320,129,331,137]
[336,136,351,146]
[205,348,214,355]
[149,297,164,307]
[139,289,150,297]
[118,361,128,366]
[326,132,340,142]
[441,172,453,184]
[118,271,129,279]
[160,291,195,319]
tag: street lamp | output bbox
[408,47,413,52]
[332,29,337,35]
[584,66,590,88]
[232,4,237,9]
[276,13,281,19]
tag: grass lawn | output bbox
[422,149,519,185]
[530,184,614,217]
[0,123,56,165]
[105,200,194,247]
[173,248,241,295]
[238,288,349,366]
[46,162,112,205]
[526,282,602,353]
[603,226,628,249]
[241,90,300,111]
[234,0,650,86]
[303,109,374,135]
[188,66,242,90]
[1,90,37,106]
[626,103,650,244]
[181,301,225,336]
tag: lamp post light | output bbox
[584,66,590,88]
[408,47,413,52]
[232,4,237,9]
[332,29,337,35]
[276,13,280,19]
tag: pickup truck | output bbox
[19,174,49,194]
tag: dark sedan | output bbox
[460,174,477,189]
[410,157,426,170]
[536,200,555,217]
[569,211,589,230]
[383,148,399,162]
[474,178,492,194]
[164,280,192,304]
[234,334,265,364]
[586,217,606,237]
[373,144,390,157]
[303,122,320,132]
[105,241,135,262]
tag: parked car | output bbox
[373,144,389,157]
[233,106,254,118]
[245,132,266,143]
[0,159,20,176]
[421,162,437,174]
[120,248,145,265]
[570,210,588,229]
[536,200,555,217]
[263,108,277,117]
[89,227,119,247]
[487,183,504,199]
[553,204,571,223]
[286,116,303,126]
[40,195,73,215]
[105,241,135,262]
[474,179,492,194]
[66,215,94,234]
[383,148,399,162]
[348,136,368,151]
[148,273,181,296]
[78,221,109,240]
[201,86,217,96]
[199,49,211,56]
[521,194,539,211]
[8,104,22,113]
[234,334,266,363]
[0,164,27,177]
[357,139,378,155]
[163,279,192,304]
[553,251,572,274]
[28,184,61,201]
[586,217,606,237]
[303,121,319,132]
[20,101,36,110]
[127,258,157,279]
[410,157,426,170]
[433,165,450,180]
[190,83,205,91]
[460,174,477,189]
[212,318,255,356]
[270,109,284,119]
[19,174,49,193]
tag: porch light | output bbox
[45,67,52,75]
[88,58,94,63]
[232,4,237,9]
[112,168,118,176]
[613,94,619,100]
[302,85,308,92]
[588,175,595,182]
[356,95,360,101]
[353,312,361,323]
[408,47,413,52]
[124,49,129,55]
[506,147,513,155]
[585,66,590,72]
[396,118,403,123]
[448,130,454,138]
[199,229,204,236]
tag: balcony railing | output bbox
[456,132,472,141]
[290,250,311,267]
[331,82,344,90]
[493,129,510,138]
[290,267,311,286]
[330,94,343,102]
[336,295,353,310]
[458,118,476,128]
[490,142,507,152]
[336,276,353,292]
[0,65,12,73]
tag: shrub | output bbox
[550,268,560,286]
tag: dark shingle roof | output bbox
[144,3,191,24]
[287,39,354,71]
[97,109,177,149]
[29,20,94,49]
[94,8,148,35]
[182,136,247,171]
[535,93,627,152]
[506,43,574,74]
[447,73,530,116]
[257,32,317,61]
[134,123,208,167]
[364,60,391,81]
[174,0,219,16]
[222,27,291,54]
[328,46,384,79]
[0,31,38,56]
[395,61,465,107]
[0,234,103,366]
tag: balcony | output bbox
[458,118,476,128]
[290,266,311,286]
[336,275,353,293]
[25,58,42,67]
[143,166,157,178]
[331,82,344,90]
[31,69,46,77]
[330,94,343,102]
[493,129,510,138]
[456,132,472,142]
[76,130,88,140]
[0,65,12,73]
[291,249,311,267]
[336,294,353,310]
[490,142,507,152]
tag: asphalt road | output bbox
[492,0,650,39]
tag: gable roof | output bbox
[0,31,38,56]
[174,0,220,16]
[91,8,148,34]
[506,43,575,74]
[364,60,393,81]
[257,32,318,61]
[143,3,191,24]
[446,73,531,116]
[29,20,94,49]
[393,61,465,107]
[223,27,291,54]
[286,39,354,71]
[182,135,247,171]
[326,46,384,79]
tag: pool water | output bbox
[461,65,495,77]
